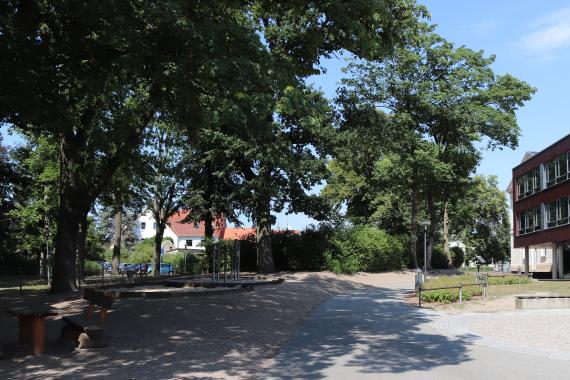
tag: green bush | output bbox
[324,226,407,274]
[84,260,102,276]
[161,252,207,274]
[128,238,155,263]
[488,275,531,285]
[430,246,449,269]
[450,246,465,268]
[421,285,482,303]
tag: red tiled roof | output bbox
[222,228,301,240]
[167,211,226,238]
[223,228,256,240]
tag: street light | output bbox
[420,220,431,275]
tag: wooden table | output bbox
[6,304,59,355]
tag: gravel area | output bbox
[468,311,570,353]
[433,310,570,361]
[0,271,414,379]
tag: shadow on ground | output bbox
[260,286,473,379]
[0,273,355,379]
[0,273,473,379]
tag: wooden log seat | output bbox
[60,288,113,349]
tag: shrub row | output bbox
[421,285,482,304]
[487,275,531,285]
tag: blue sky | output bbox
[3,1,570,229]
[279,0,570,230]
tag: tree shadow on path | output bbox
[261,286,473,379]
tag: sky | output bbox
[3,1,570,230]
[281,0,570,230]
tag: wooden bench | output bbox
[59,288,113,349]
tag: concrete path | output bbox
[261,278,570,379]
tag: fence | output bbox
[418,280,487,308]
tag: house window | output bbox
[141,222,146,230]
[546,197,570,228]
[546,153,569,187]
[519,207,542,235]
[517,167,541,200]
[185,240,193,247]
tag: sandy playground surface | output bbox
[0,271,414,379]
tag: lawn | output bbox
[420,272,550,304]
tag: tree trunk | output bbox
[154,223,165,276]
[52,202,81,293]
[203,211,213,239]
[256,198,275,274]
[76,213,88,284]
[51,134,84,293]
[426,195,437,270]
[410,185,419,269]
[111,209,122,275]
[443,201,452,267]
[42,193,50,282]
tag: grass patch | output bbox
[421,274,483,304]
[487,275,531,285]
[488,281,570,298]
[421,272,570,304]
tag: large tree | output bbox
[239,0,428,272]
[140,120,192,276]
[333,29,535,268]
[0,1,274,292]
[450,175,511,263]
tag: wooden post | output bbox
[30,317,46,355]
[18,316,32,344]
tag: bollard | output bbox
[418,287,422,308]
[459,284,463,304]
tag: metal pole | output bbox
[101,262,104,287]
[423,226,427,276]
[459,284,463,304]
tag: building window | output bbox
[517,167,541,200]
[519,207,542,235]
[141,222,146,230]
[546,153,569,187]
[153,223,156,230]
[546,197,570,228]
[185,239,193,247]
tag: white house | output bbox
[136,210,227,253]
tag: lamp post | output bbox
[420,220,431,276]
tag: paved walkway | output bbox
[261,278,570,379]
